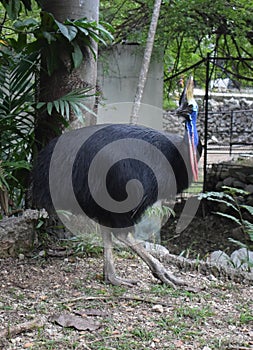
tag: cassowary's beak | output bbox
[176,76,195,119]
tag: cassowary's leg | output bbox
[102,229,138,287]
[116,232,186,288]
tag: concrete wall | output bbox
[97,44,164,130]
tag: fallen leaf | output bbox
[50,313,100,331]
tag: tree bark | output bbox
[130,0,162,125]
[35,0,99,152]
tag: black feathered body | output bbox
[32,124,195,229]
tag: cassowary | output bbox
[32,76,201,287]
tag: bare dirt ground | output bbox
[0,229,252,350]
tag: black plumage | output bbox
[32,77,201,287]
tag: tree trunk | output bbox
[35,0,99,151]
[130,0,162,125]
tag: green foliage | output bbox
[100,0,253,93]
[0,1,114,212]
[0,2,114,76]
[199,186,253,244]
[0,48,37,204]
[37,87,97,124]
[1,0,32,19]
[32,12,114,75]
[146,204,175,220]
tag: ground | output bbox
[162,204,252,259]
[0,213,253,350]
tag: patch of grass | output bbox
[239,310,253,324]
[105,285,127,297]
[174,305,214,322]
[149,284,197,300]
[232,304,253,325]
[155,304,214,341]
[130,327,156,341]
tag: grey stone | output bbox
[0,209,45,257]
[215,181,224,190]
[207,250,232,268]
[230,248,253,272]
[245,184,253,194]
[247,174,253,184]
[232,180,245,189]
[246,195,253,206]
[223,177,234,187]
[235,171,247,182]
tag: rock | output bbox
[235,171,247,182]
[215,181,224,190]
[245,184,253,194]
[0,209,44,257]
[232,180,245,189]
[152,304,164,313]
[247,174,253,184]
[246,195,253,206]
[207,250,231,268]
[230,248,253,272]
[223,177,234,187]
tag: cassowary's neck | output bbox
[183,98,199,182]
[184,98,199,148]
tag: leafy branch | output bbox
[199,186,253,243]
[37,87,97,124]
[32,13,114,75]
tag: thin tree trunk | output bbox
[130,0,162,125]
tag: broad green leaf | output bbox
[72,42,83,68]
[14,18,38,30]
[47,102,53,115]
[59,100,65,117]
[55,20,78,41]
[76,26,89,36]
[36,102,45,109]
[64,101,70,120]
[54,100,60,113]
[3,0,21,20]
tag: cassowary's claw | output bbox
[153,268,187,288]
[104,274,138,287]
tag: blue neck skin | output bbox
[185,99,199,148]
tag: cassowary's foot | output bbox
[102,230,138,287]
[152,265,187,288]
[104,274,138,287]
[115,232,187,289]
